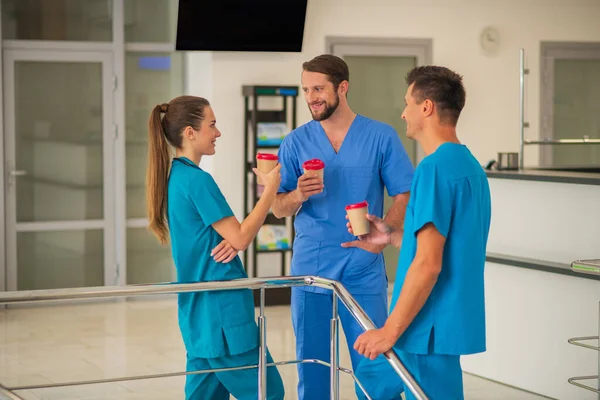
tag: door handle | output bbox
[6,169,27,190]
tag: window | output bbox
[125,52,183,284]
[1,0,185,288]
[124,0,183,283]
[540,42,600,167]
[2,0,113,41]
[124,0,178,43]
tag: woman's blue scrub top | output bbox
[167,157,258,359]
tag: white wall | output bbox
[187,0,600,221]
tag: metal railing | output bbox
[0,276,428,400]
[568,260,600,398]
[567,333,600,396]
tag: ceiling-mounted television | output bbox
[176,0,308,52]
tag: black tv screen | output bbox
[176,0,308,52]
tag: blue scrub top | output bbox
[278,115,414,242]
[277,115,414,294]
[391,143,492,355]
[167,157,258,359]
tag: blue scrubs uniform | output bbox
[167,157,284,400]
[277,115,414,399]
[356,143,492,400]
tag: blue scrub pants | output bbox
[185,347,285,400]
[291,288,388,400]
[355,350,463,400]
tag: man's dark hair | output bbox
[302,54,350,91]
[406,66,466,126]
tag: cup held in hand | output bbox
[256,153,278,185]
[302,158,325,181]
[345,201,369,236]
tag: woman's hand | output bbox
[253,164,282,193]
[211,240,239,263]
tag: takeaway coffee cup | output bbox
[346,201,370,236]
[302,158,325,181]
[256,153,278,185]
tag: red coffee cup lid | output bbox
[302,158,325,170]
[256,153,278,161]
[345,201,368,210]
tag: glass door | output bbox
[3,49,116,290]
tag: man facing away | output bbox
[352,65,492,400]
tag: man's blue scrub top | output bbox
[391,143,491,355]
[278,115,414,294]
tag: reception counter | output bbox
[461,169,600,399]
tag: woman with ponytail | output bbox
[146,96,284,399]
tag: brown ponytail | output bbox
[147,104,171,244]
[146,96,211,245]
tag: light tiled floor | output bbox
[0,297,551,399]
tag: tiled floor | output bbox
[0,296,552,399]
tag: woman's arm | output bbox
[212,165,281,251]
